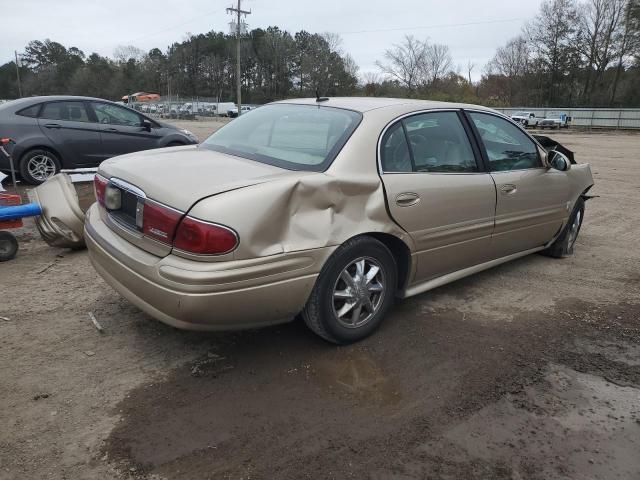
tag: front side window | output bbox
[202,104,362,171]
[40,101,91,123]
[468,112,540,171]
[91,102,143,127]
[381,111,478,173]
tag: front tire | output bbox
[20,149,61,185]
[302,236,397,344]
[542,198,585,258]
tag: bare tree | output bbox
[610,0,639,103]
[485,36,530,104]
[376,35,428,94]
[322,32,344,54]
[526,0,582,104]
[424,43,453,84]
[466,60,475,84]
[113,45,146,64]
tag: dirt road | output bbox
[1,129,639,479]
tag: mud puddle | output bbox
[102,300,640,479]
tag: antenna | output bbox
[315,88,329,103]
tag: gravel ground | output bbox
[0,128,639,480]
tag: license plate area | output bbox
[106,179,145,231]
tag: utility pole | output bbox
[227,0,250,116]
[14,51,22,98]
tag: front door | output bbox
[466,111,569,257]
[37,100,103,167]
[89,102,162,158]
[380,111,497,282]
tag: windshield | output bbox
[547,112,561,119]
[513,111,526,116]
[202,104,362,171]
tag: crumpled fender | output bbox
[29,173,86,249]
[187,172,413,260]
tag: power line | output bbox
[123,7,229,45]
[338,17,526,35]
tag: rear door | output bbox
[466,111,569,258]
[37,100,103,167]
[380,110,497,282]
[89,101,163,157]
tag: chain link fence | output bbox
[126,97,260,120]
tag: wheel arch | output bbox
[351,232,412,294]
[20,144,64,166]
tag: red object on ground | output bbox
[0,193,23,229]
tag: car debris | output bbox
[29,173,87,249]
[532,135,575,163]
[88,311,104,333]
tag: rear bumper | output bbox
[85,204,334,330]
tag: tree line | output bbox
[0,27,358,104]
[0,0,638,107]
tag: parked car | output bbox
[539,112,571,129]
[83,98,593,344]
[0,96,198,184]
[510,111,540,127]
[227,105,253,118]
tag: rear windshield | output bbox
[201,104,362,171]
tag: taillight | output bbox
[94,174,108,207]
[142,199,183,244]
[173,217,238,255]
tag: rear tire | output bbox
[542,198,585,258]
[0,231,18,262]
[19,149,61,185]
[302,236,397,344]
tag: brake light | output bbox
[142,199,183,244]
[173,217,238,255]
[94,174,108,207]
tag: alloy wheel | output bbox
[27,155,57,182]
[332,257,386,329]
[567,210,582,249]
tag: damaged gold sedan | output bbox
[38,98,594,343]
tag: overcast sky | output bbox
[1,0,544,81]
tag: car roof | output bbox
[0,95,116,112]
[273,97,498,114]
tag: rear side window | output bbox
[468,112,541,171]
[381,111,478,173]
[40,101,91,123]
[16,104,41,118]
[381,123,412,172]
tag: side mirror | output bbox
[141,119,152,132]
[549,150,571,172]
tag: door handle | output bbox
[500,184,517,195]
[395,192,420,207]
[43,123,61,129]
[105,127,119,132]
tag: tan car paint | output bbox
[29,173,86,249]
[85,203,336,329]
[382,173,496,281]
[37,97,593,331]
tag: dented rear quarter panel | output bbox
[180,107,419,290]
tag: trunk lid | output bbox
[99,145,294,212]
